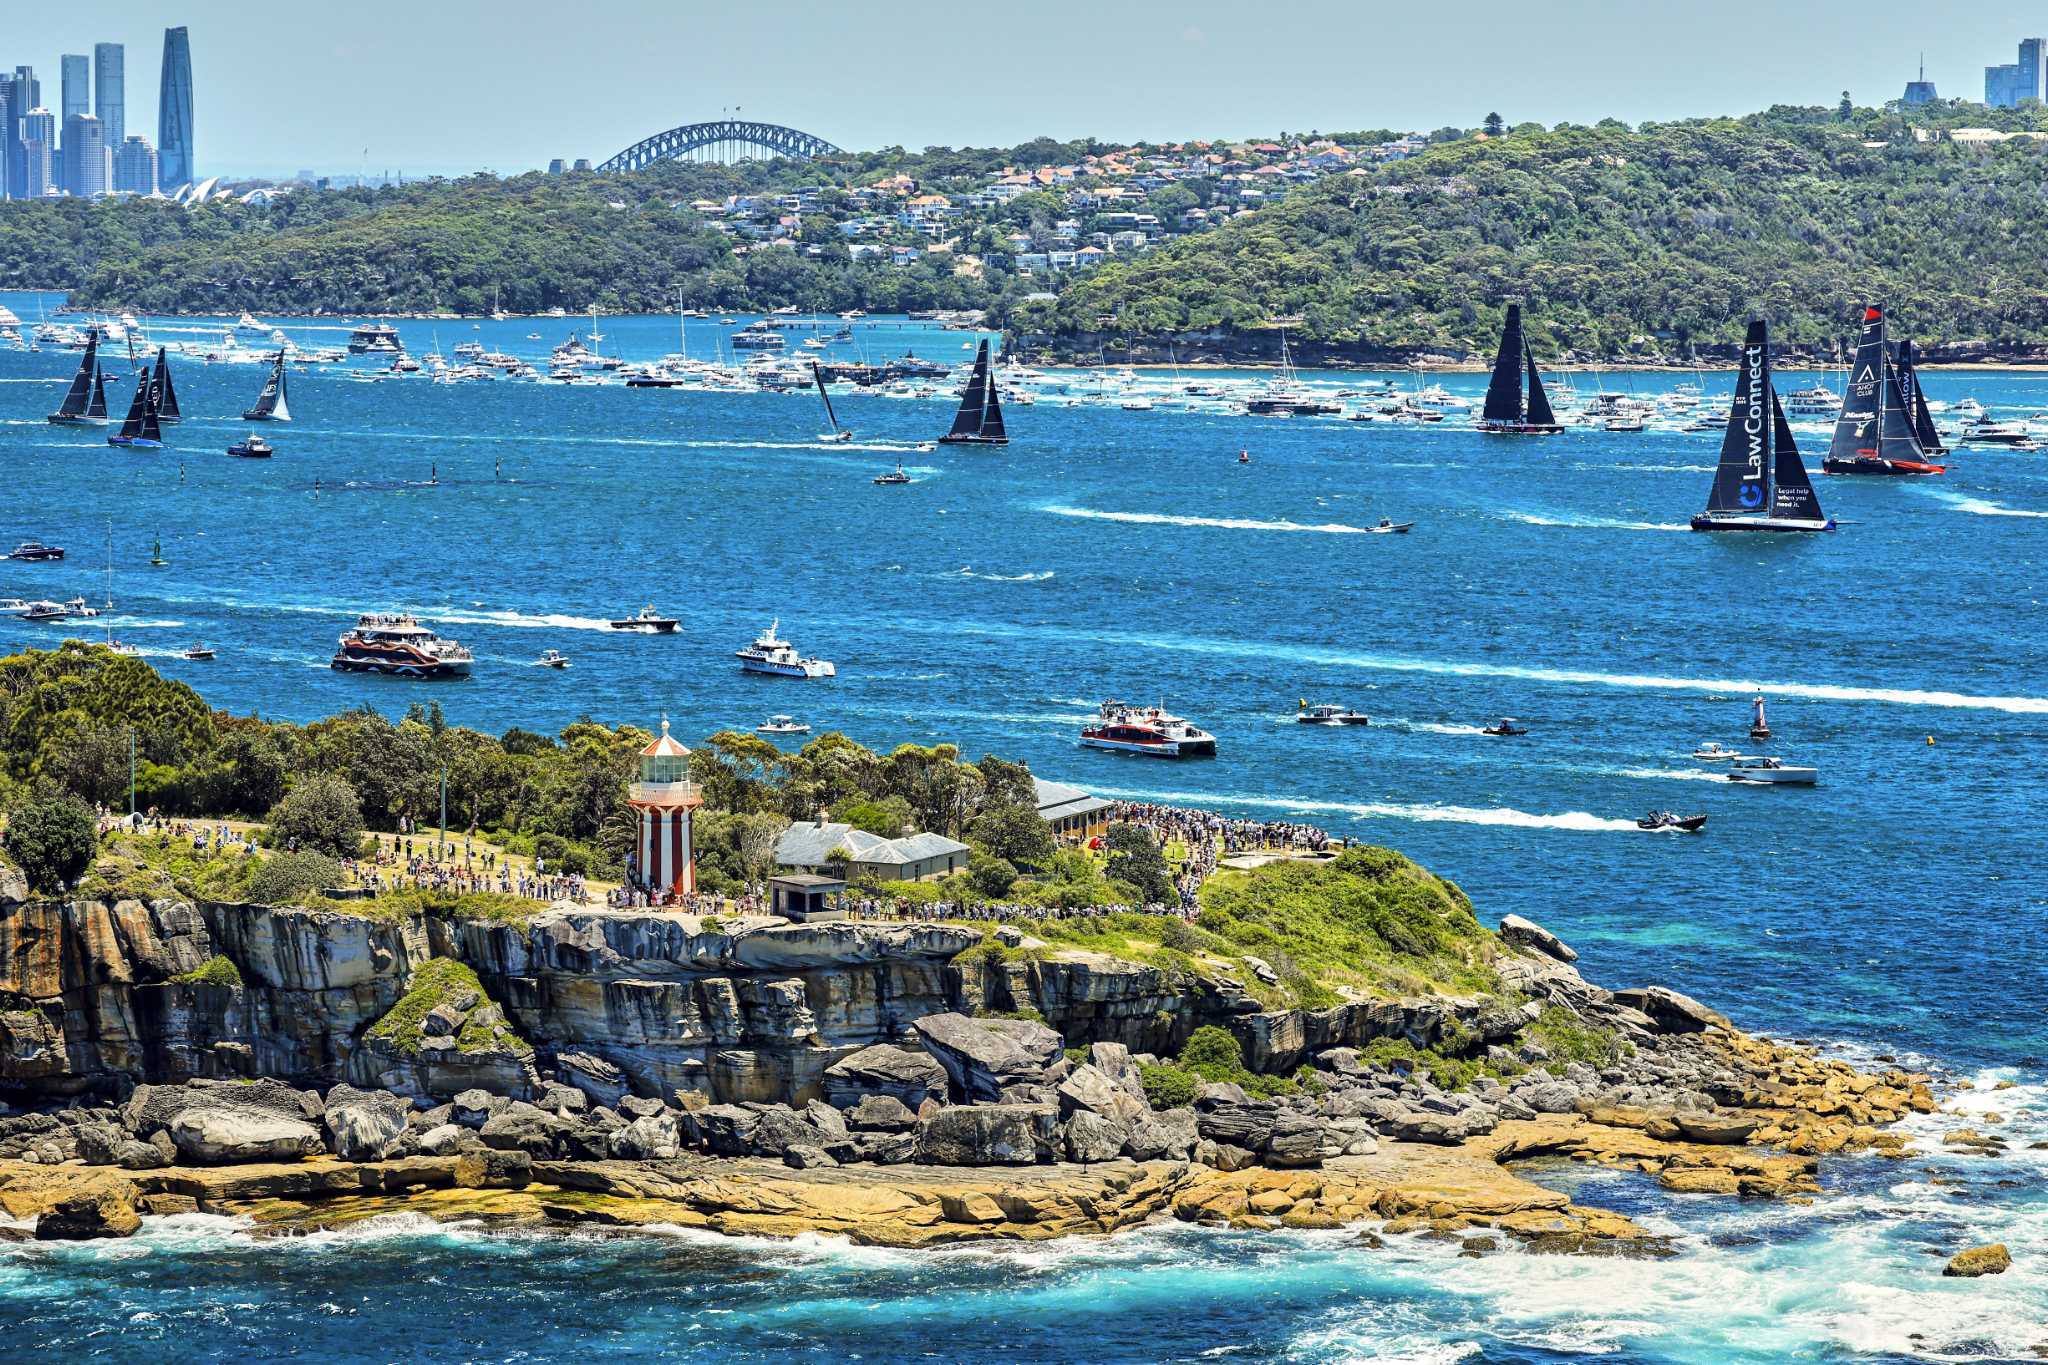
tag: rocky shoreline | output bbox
[0,885,1946,1253]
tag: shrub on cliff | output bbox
[1138,1062,1200,1110]
[171,955,243,988]
[1,794,97,894]
[264,774,365,859]
[247,851,344,906]
[365,958,529,1057]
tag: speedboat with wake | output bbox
[1726,757,1816,785]
[1481,718,1527,736]
[610,605,679,634]
[228,435,274,458]
[7,540,64,561]
[1638,810,1707,833]
[1297,702,1369,726]
[874,459,911,486]
[181,644,216,661]
[535,649,570,669]
[1081,701,1218,757]
[1691,321,1833,531]
[1371,518,1413,534]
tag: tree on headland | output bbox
[1103,823,1174,904]
[1839,91,1853,120]
[264,773,366,859]
[2,794,97,894]
[1482,111,1505,137]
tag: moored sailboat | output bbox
[1475,303,1563,435]
[937,339,1009,446]
[1689,321,1834,533]
[107,366,166,450]
[242,349,292,421]
[1821,307,1944,476]
[813,361,851,443]
[47,331,106,425]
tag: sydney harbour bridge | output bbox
[597,119,841,172]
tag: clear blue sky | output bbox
[5,1,2043,176]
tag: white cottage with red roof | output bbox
[627,720,702,897]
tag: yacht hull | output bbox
[1689,514,1835,533]
[1079,736,1216,758]
[1822,457,1943,476]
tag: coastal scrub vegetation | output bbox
[365,958,529,1057]
[0,793,96,893]
[170,955,243,989]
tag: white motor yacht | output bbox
[1080,701,1218,757]
[1726,757,1818,785]
[1297,703,1370,726]
[736,620,836,678]
[757,714,812,735]
[1691,742,1747,761]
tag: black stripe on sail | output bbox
[1482,304,1525,423]
[1707,321,1772,514]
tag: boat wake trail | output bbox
[1611,766,1726,784]
[1503,511,1689,533]
[1389,719,1490,736]
[906,620,2048,714]
[1920,489,2048,519]
[1040,505,1369,535]
[952,568,1055,582]
[1088,786,1642,832]
[430,607,620,633]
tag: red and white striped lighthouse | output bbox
[627,719,701,898]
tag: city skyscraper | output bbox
[0,76,14,200]
[94,42,124,145]
[1985,37,2047,107]
[113,134,158,195]
[157,26,194,188]
[60,55,89,121]
[21,106,56,198]
[62,113,108,197]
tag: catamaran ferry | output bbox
[330,613,473,678]
[736,620,836,678]
[1080,701,1218,757]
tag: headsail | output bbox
[1481,304,1525,424]
[980,369,1008,442]
[86,366,108,419]
[140,373,163,444]
[1769,390,1824,523]
[1705,321,1773,514]
[51,332,99,418]
[1524,348,1557,427]
[151,347,181,423]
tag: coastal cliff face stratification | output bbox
[0,895,1526,1107]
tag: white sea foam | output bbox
[1041,504,1371,535]
[1612,766,1726,784]
[428,607,621,633]
[1087,786,1642,832]
[1921,489,2048,519]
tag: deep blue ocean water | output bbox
[1,294,2043,1361]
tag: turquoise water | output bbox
[1,294,2044,1360]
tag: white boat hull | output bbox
[1080,736,1214,758]
[1727,767,1817,785]
[741,658,836,679]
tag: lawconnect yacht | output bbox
[330,613,473,679]
[736,620,836,678]
[1080,701,1217,757]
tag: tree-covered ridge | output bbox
[1050,113,2048,357]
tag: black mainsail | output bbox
[243,350,291,421]
[1481,304,1526,424]
[108,366,164,448]
[48,332,101,423]
[151,347,182,423]
[1691,320,1831,532]
[812,361,845,439]
[1824,306,1940,474]
[938,339,1008,445]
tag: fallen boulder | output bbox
[913,1014,1062,1104]
[913,1103,1058,1166]
[323,1086,413,1161]
[168,1108,325,1165]
[1499,914,1577,963]
[822,1044,949,1110]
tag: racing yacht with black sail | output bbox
[812,361,851,443]
[937,339,1009,446]
[1821,307,1944,476]
[242,350,292,421]
[149,347,182,424]
[1893,338,1946,455]
[1475,302,1562,435]
[107,365,166,450]
[47,331,107,425]
[1690,321,1834,533]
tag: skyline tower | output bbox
[157,25,193,188]
[94,42,124,145]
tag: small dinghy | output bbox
[535,649,570,669]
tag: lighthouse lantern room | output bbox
[627,718,702,899]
